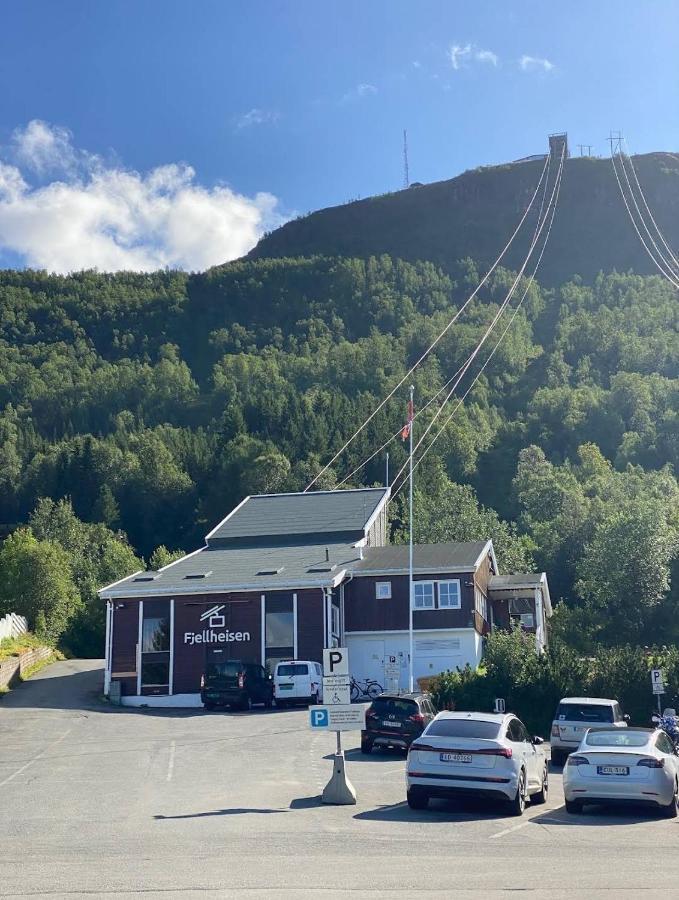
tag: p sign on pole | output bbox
[651,669,665,694]
[323,647,349,676]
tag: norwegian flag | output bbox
[401,398,414,440]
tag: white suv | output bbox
[406,711,548,815]
[273,660,323,707]
[550,697,628,766]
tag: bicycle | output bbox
[350,675,383,702]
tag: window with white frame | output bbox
[474,587,489,621]
[438,580,461,609]
[413,581,435,609]
[375,581,392,599]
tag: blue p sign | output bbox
[311,708,329,728]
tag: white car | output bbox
[273,660,323,707]
[563,726,679,816]
[550,697,628,766]
[406,711,548,815]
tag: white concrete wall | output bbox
[345,629,483,691]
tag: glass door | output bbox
[141,599,170,695]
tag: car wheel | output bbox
[241,695,253,712]
[407,788,429,810]
[264,697,273,710]
[565,798,583,814]
[203,702,214,712]
[508,771,526,817]
[361,739,373,755]
[276,699,288,709]
[660,782,679,818]
[532,767,549,805]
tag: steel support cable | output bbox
[622,139,679,274]
[334,154,557,490]
[616,149,679,280]
[610,152,679,289]
[389,148,565,495]
[390,149,566,501]
[303,153,552,492]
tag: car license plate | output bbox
[279,684,293,690]
[383,720,400,727]
[440,753,472,763]
[597,765,629,776]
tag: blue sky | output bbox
[0,0,677,271]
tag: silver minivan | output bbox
[550,696,628,766]
[273,660,323,707]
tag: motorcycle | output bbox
[652,708,679,750]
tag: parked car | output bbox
[201,660,273,711]
[563,726,679,816]
[361,692,436,754]
[406,711,548,815]
[273,660,323,707]
[551,697,628,766]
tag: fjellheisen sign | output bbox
[183,604,251,645]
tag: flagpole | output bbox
[408,384,414,693]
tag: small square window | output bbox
[438,580,461,609]
[376,581,392,599]
[413,582,435,609]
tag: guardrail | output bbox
[0,613,29,642]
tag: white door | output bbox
[351,638,385,684]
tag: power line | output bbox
[303,153,552,492]
[390,146,566,499]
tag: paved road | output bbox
[1,660,679,898]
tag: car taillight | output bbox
[238,673,244,689]
[568,755,589,766]
[551,724,560,737]
[638,758,664,768]
[408,713,425,725]
[493,747,513,759]
[200,674,205,688]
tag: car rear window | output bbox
[277,664,309,676]
[426,719,501,739]
[370,698,417,716]
[556,703,614,723]
[206,662,241,677]
[585,731,649,747]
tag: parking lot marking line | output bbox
[166,740,176,782]
[491,819,532,839]
[0,727,73,789]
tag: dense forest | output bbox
[0,254,677,655]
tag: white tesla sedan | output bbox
[406,711,548,815]
[563,727,679,816]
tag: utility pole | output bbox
[403,129,410,190]
[407,385,414,692]
[608,131,623,157]
[577,144,593,157]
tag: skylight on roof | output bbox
[257,566,285,576]
[134,572,160,582]
[184,571,213,580]
[307,564,337,573]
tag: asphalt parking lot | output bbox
[2,660,679,899]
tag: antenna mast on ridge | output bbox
[403,129,410,189]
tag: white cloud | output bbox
[475,49,498,67]
[341,83,378,103]
[450,43,499,70]
[0,120,284,273]
[234,108,281,130]
[519,55,554,72]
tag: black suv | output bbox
[201,660,273,711]
[361,692,436,753]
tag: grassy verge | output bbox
[20,653,62,681]
[0,632,52,662]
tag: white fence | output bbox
[0,613,28,642]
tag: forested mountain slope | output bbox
[0,256,677,653]
[246,153,679,287]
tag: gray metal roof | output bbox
[353,542,491,574]
[206,487,389,544]
[100,541,362,598]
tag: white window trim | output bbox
[375,581,392,599]
[438,579,462,610]
[412,580,435,610]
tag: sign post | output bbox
[384,654,400,693]
[312,648,359,805]
[651,669,665,714]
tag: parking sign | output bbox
[651,669,665,695]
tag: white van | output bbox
[551,697,628,765]
[273,660,323,707]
